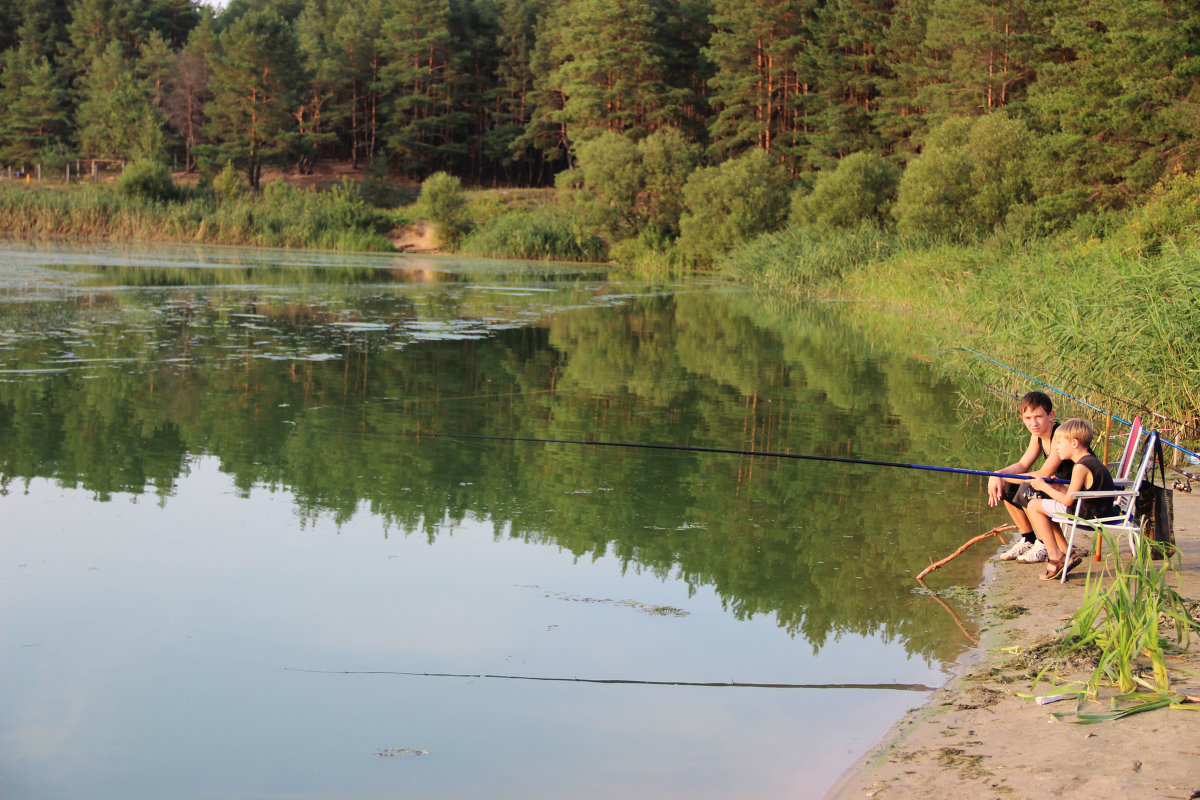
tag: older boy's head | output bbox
[1018,391,1053,415]
[1056,418,1095,448]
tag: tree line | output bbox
[2,0,1197,204]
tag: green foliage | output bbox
[416,171,470,249]
[1125,170,1200,251]
[1039,529,1199,722]
[458,208,606,261]
[212,160,248,203]
[791,151,900,229]
[115,159,178,203]
[677,148,790,264]
[721,222,904,294]
[893,114,1033,240]
[571,127,700,240]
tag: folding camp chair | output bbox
[1054,430,1158,583]
[1112,416,1144,484]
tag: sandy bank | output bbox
[826,487,1200,800]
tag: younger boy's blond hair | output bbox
[1056,418,1095,448]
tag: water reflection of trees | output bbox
[0,284,1008,665]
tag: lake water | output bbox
[1,242,1013,799]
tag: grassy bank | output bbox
[0,179,395,251]
[721,190,1200,438]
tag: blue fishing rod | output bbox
[396,430,1067,483]
[958,346,1200,463]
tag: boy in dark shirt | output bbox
[1027,418,1118,580]
[988,391,1074,563]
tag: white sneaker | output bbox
[999,539,1033,561]
[1017,540,1048,563]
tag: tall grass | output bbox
[719,222,916,295]
[0,179,395,251]
[721,207,1200,431]
[457,209,606,261]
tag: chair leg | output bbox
[1061,521,1078,583]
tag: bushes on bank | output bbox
[416,171,469,248]
[115,159,178,203]
[458,209,605,261]
[677,149,790,265]
[568,127,700,242]
[790,151,899,230]
[893,114,1033,241]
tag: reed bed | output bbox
[1036,528,1200,722]
[0,181,394,251]
[723,213,1200,433]
[458,209,606,261]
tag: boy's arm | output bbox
[1031,464,1086,506]
[1031,450,1065,479]
[987,434,1041,505]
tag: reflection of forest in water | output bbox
[0,256,1013,664]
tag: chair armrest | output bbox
[1066,489,1138,500]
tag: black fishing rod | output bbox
[388,430,1068,484]
[958,346,1200,462]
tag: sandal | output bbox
[1060,556,1084,579]
[1040,558,1065,580]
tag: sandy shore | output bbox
[826,486,1200,800]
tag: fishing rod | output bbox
[957,346,1200,463]
[284,667,937,692]
[383,430,1068,484]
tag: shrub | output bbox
[893,114,1033,240]
[791,151,900,229]
[571,127,700,240]
[115,159,177,203]
[212,160,249,204]
[677,149,789,265]
[416,171,469,248]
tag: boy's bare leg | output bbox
[1002,501,1033,533]
[1027,500,1065,571]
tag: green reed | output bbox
[0,181,394,251]
[1037,527,1200,723]
[726,208,1200,431]
[457,209,606,261]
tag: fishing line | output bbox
[957,347,1200,462]
[956,346,1200,438]
[283,667,936,692]
[345,429,1069,484]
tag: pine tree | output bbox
[0,43,71,165]
[1025,0,1200,204]
[203,7,304,186]
[377,0,467,174]
[803,0,891,169]
[522,0,696,162]
[163,13,216,172]
[704,0,814,173]
[76,39,166,160]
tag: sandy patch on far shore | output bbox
[826,486,1200,800]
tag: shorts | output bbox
[1000,481,1046,509]
[1040,498,1068,515]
